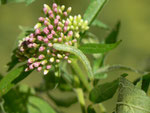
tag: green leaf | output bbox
[27,96,57,113]
[78,41,121,54]
[134,73,150,93]
[0,66,32,96]
[0,0,36,5]
[116,77,150,113]
[105,22,121,44]
[47,92,77,107]
[91,19,109,29]
[89,78,119,103]
[83,0,107,25]
[87,105,96,113]
[53,44,93,79]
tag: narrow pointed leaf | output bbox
[53,44,93,79]
[105,22,121,44]
[84,0,107,25]
[78,41,121,54]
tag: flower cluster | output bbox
[16,3,89,75]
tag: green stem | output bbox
[0,98,5,113]
[71,60,92,92]
[98,103,107,113]
[75,88,86,113]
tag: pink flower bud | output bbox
[29,38,35,42]
[65,42,69,45]
[65,21,69,26]
[37,36,43,41]
[28,43,33,48]
[43,7,48,14]
[48,43,53,47]
[48,10,53,15]
[43,27,49,35]
[68,31,73,37]
[39,46,45,52]
[46,65,52,69]
[48,25,53,30]
[63,26,68,32]
[54,19,59,25]
[47,50,51,54]
[41,60,47,65]
[69,41,72,45]
[72,39,77,43]
[43,38,49,43]
[56,59,60,63]
[57,26,61,31]
[47,34,53,39]
[34,62,40,67]
[54,8,58,13]
[58,38,62,42]
[30,33,34,38]
[20,47,24,52]
[56,15,60,20]
[28,58,35,63]
[38,17,45,22]
[53,3,57,9]
[53,38,58,42]
[25,37,30,41]
[63,12,68,16]
[44,20,49,26]
[64,56,68,59]
[33,43,38,48]
[49,14,54,19]
[51,30,56,35]
[52,53,56,56]
[68,60,72,63]
[39,54,45,59]
[37,67,42,72]
[35,29,41,35]
[29,64,34,69]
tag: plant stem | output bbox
[98,103,107,113]
[71,60,92,92]
[74,88,86,113]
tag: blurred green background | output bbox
[0,0,150,112]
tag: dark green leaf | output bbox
[91,19,109,29]
[78,41,121,54]
[53,43,93,79]
[89,78,119,103]
[27,96,57,113]
[134,73,150,93]
[83,0,107,25]
[87,105,96,113]
[0,65,32,96]
[105,22,121,44]
[116,77,150,113]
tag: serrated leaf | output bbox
[89,78,119,103]
[53,44,93,79]
[116,77,150,113]
[0,65,32,96]
[105,22,121,44]
[83,0,107,25]
[78,41,121,54]
[91,19,109,29]
[27,96,57,113]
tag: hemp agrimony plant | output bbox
[0,0,150,113]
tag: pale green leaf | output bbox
[53,44,93,79]
[91,19,109,29]
[116,77,150,113]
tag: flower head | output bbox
[16,3,89,75]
